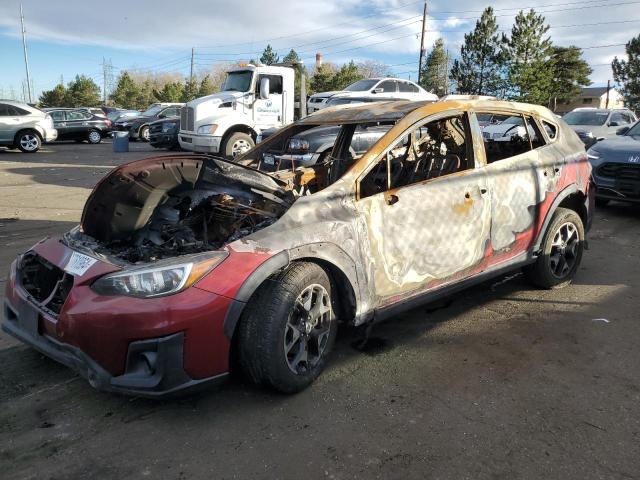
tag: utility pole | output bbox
[605,79,611,109]
[190,47,195,83]
[20,3,33,103]
[417,1,427,85]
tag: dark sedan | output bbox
[113,103,182,142]
[45,108,112,144]
[149,117,180,150]
[587,120,640,205]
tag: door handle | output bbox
[386,194,399,206]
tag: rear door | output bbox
[0,103,15,142]
[50,110,69,139]
[64,110,91,139]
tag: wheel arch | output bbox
[223,244,361,340]
[533,185,588,252]
[220,125,258,151]
[13,127,42,145]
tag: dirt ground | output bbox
[1,142,639,480]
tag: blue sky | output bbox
[0,0,636,101]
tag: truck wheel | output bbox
[87,129,102,144]
[524,207,584,289]
[139,125,150,142]
[224,132,254,158]
[16,130,41,153]
[238,262,337,393]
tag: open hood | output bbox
[79,155,292,262]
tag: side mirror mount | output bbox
[616,126,630,135]
[609,121,620,127]
[158,113,166,119]
[372,88,384,94]
[259,78,270,100]
[596,136,606,142]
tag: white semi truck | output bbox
[179,64,302,157]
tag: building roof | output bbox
[580,86,616,97]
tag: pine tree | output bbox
[548,46,592,109]
[503,9,553,104]
[612,34,640,111]
[197,75,216,97]
[420,38,449,97]
[283,49,301,64]
[111,72,140,109]
[450,7,506,96]
[331,61,362,90]
[64,75,102,107]
[39,83,67,107]
[309,63,336,94]
[182,77,199,102]
[154,81,185,102]
[260,44,280,65]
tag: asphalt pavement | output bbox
[0,141,639,480]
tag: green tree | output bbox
[64,75,101,106]
[39,83,67,107]
[136,80,157,109]
[283,49,301,64]
[260,44,280,65]
[330,61,362,90]
[309,63,336,94]
[450,7,506,96]
[420,38,449,97]
[111,72,141,109]
[612,34,640,111]
[182,77,199,102]
[503,9,553,104]
[154,81,184,102]
[548,46,592,108]
[197,75,216,97]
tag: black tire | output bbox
[223,132,254,158]
[139,125,150,142]
[524,207,585,289]
[87,129,102,144]
[238,262,337,393]
[595,197,610,207]
[15,130,41,153]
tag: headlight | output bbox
[162,123,177,133]
[91,252,227,298]
[288,138,310,153]
[197,124,218,135]
[587,149,600,160]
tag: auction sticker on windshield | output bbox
[263,154,275,165]
[64,252,97,276]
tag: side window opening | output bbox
[478,113,540,164]
[541,120,557,140]
[359,114,472,198]
[50,110,65,122]
[257,75,283,95]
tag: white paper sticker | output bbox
[64,251,97,276]
[263,154,275,165]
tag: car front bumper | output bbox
[41,126,58,143]
[179,133,220,153]
[2,239,234,397]
[150,133,179,149]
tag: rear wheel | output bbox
[238,262,337,393]
[87,129,102,144]
[16,131,41,153]
[524,207,584,289]
[224,132,254,158]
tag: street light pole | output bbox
[20,3,33,103]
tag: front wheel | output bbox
[238,262,337,393]
[139,125,150,142]
[224,132,254,158]
[524,207,585,289]
[87,129,102,144]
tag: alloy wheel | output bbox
[231,139,251,157]
[549,221,579,279]
[284,284,332,374]
[88,130,101,143]
[20,134,39,152]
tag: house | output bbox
[555,86,625,114]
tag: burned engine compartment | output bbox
[71,155,295,264]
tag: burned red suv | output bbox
[3,100,593,396]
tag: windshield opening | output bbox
[626,122,640,136]
[222,70,254,92]
[563,111,609,126]
[141,105,163,117]
[344,79,378,92]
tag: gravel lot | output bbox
[1,141,639,480]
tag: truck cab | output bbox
[179,65,295,157]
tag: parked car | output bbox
[307,90,341,113]
[587,119,640,205]
[0,100,57,152]
[562,108,637,148]
[149,116,180,150]
[3,99,592,397]
[45,108,112,144]
[101,106,120,116]
[79,107,107,118]
[114,103,183,141]
[107,109,139,123]
[481,114,537,142]
[322,94,404,109]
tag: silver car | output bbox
[0,100,57,152]
[563,108,637,148]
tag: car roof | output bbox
[301,99,557,125]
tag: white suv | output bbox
[0,100,57,152]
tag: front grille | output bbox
[149,123,163,134]
[18,252,73,315]
[180,106,194,131]
[598,162,640,197]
